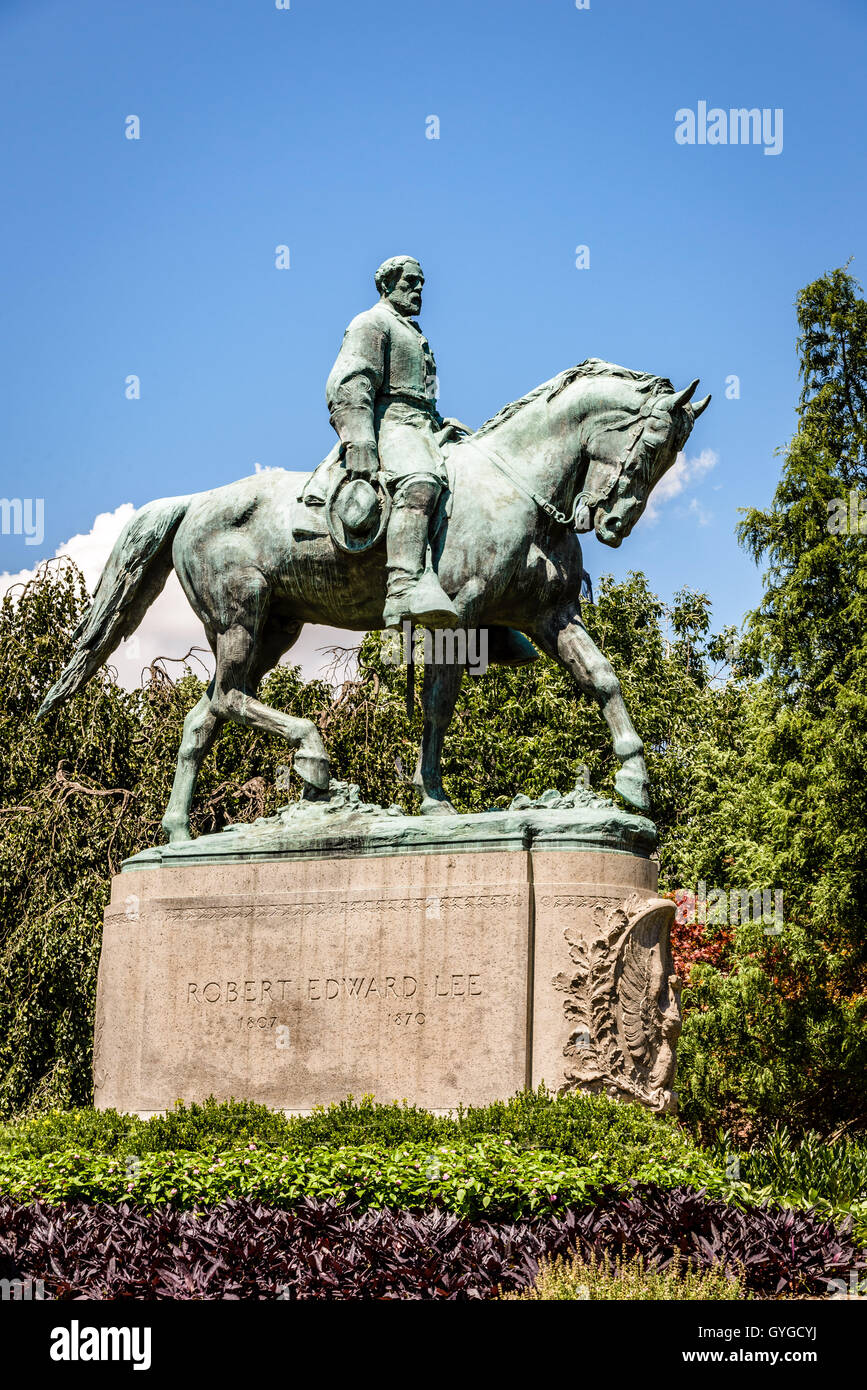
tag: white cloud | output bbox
[641,447,718,524]
[0,494,360,691]
[686,496,712,526]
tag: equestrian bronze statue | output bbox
[38,255,710,843]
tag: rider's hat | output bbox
[325,474,391,554]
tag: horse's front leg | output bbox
[535,605,650,813]
[412,658,465,815]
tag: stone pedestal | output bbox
[94,807,679,1115]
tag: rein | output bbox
[462,435,581,528]
[462,394,656,531]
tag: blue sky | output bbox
[1,0,865,672]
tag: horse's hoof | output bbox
[294,753,330,790]
[420,795,459,816]
[162,823,192,845]
[301,782,332,803]
[614,769,651,814]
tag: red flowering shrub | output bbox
[663,893,733,986]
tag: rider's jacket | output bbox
[326,299,440,449]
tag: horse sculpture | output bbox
[38,359,709,843]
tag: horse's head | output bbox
[581,378,711,547]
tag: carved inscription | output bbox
[434,974,482,997]
[146,891,524,928]
[186,972,484,1007]
[539,895,624,910]
[307,976,418,1000]
[187,980,291,1004]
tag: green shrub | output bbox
[721,1126,867,1208]
[135,1096,300,1154]
[0,1088,700,1167]
[708,1124,867,1242]
[0,1136,733,1217]
[3,1095,864,1241]
[504,1250,747,1300]
[0,1105,141,1158]
[0,1138,653,1216]
[453,1087,698,1165]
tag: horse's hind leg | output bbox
[211,620,330,792]
[161,686,223,844]
[412,659,464,815]
[534,604,650,813]
[161,616,322,845]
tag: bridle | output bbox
[462,393,659,531]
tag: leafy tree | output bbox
[672,266,867,1140]
[738,263,867,705]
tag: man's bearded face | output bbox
[388,262,424,318]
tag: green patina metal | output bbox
[39,256,710,851]
[122,781,657,868]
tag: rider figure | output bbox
[326,255,468,630]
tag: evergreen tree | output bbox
[673,266,867,1139]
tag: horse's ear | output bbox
[668,379,700,411]
[691,394,711,419]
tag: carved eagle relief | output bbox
[614,897,681,1087]
[557,894,681,1113]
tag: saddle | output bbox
[291,441,539,667]
[292,442,457,542]
[292,444,342,538]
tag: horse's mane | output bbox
[472,357,683,495]
[473,358,674,439]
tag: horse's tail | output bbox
[36,494,192,719]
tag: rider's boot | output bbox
[486,627,539,667]
[382,479,459,630]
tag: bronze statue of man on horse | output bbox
[37,255,710,843]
